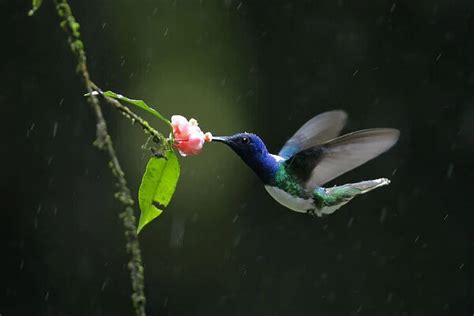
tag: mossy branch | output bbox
[53,1,149,315]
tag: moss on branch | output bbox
[53,1,148,315]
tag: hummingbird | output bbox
[213,110,399,216]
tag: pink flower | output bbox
[171,115,212,156]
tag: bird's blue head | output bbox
[213,133,279,183]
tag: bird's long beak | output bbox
[212,136,229,143]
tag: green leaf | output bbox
[137,151,180,234]
[28,0,43,16]
[101,90,172,130]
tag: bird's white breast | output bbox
[264,185,314,213]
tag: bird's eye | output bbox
[241,136,249,144]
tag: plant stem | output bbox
[54,1,146,315]
[89,83,169,147]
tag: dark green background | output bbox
[2,0,473,315]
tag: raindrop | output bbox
[26,123,35,138]
[390,3,396,12]
[446,163,454,178]
[101,278,109,291]
[169,215,185,248]
[380,207,387,223]
[233,234,241,247]
[347,217,354,227]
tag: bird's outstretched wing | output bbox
[283,128,399,189]
[278,110,348,159]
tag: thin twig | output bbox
[89,82,169,146]
[54,1,146,315]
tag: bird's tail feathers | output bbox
[311,178,391,217]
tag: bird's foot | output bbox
[306,208,321,218]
